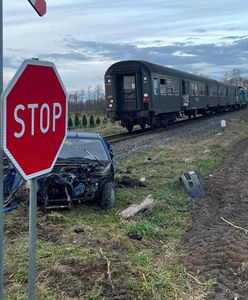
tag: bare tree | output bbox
[223,69,248,89]
[68,84,106,115]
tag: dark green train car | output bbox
[105,60,244,132]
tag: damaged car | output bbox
[37,132,115,210]
[4,132,115,211]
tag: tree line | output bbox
[68,84,106,115]
[223,69,248,89]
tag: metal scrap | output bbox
[180,171,205,197]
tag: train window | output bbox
[205,85,209,96]
[199,83,205,96]
[167,79,173,95]
[124,76,136,90]
[218,86,223,96]
[211,85,217,96]
[167,78,179,96]
[230,88,234,96]
[153,78,159,95]
[160,79,167,95]
[190,82,198,96]
[174,80,179,95]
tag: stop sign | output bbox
[2,59,67,180]
[28,0,47,17]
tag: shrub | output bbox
[68,114,73,130]
[96,116,101,126]
[82,114,88,127]
[74,113,80,128]
[102,116,108,125]
[89,115,95,127]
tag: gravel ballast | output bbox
[112,109,248,162]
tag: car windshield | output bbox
[59,137,109,161]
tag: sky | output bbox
[3,0,248,92]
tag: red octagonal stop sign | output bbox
[2,59,67,180]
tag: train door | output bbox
[182,80,190,107]
[205,84,210,106]
[116,74,138,111]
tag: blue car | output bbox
[4,132,115,210]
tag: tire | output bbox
[101,182,115,209]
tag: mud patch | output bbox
[183,138,248,299]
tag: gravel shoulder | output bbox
[112,110,248,163]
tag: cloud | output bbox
[61,37,248,83]
[194,29,207,33]
[3,0,248,90]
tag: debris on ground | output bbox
[144,157,152,164]
[119,194,155,219]
[74,227,85,234]
[184,158,193,164]
[115,175,147,188]
[202,149,212,155]
[216,131,225,136]
[127,231,143,241]
[139,177,146,183]
[180,171,205,197]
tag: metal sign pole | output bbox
[0,0,4,298]
[28,178,38,300]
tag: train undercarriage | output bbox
[114,104,245,132]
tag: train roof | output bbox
[105,60,236,87]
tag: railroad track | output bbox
[104,109,245,144]
[105,116,203,144]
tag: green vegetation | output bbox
[96,116,101,126]
[74,112,80,128]
[4,114,248,299]
[67,114,73,130]
[82,114,88,127]
[89,115,95,127]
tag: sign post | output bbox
[28,178,38,300]
[0,0,3,299]
[2,59,67,299]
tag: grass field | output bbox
[4,114,248,299]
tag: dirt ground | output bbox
[183,138,248,300]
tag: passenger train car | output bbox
[105,60,247,132]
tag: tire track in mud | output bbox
[183,138,248,300]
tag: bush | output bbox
[89,115,95,127]
[96,116,101,126]
[68,114,73,130]
[82,114,88,127]
[102,117,108,125]
[74,113,80,128]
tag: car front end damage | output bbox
[37,158,114,210]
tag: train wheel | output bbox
[126,125,133,132]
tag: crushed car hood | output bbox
[37,158,114,209]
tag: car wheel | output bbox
[101,182,115,209]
